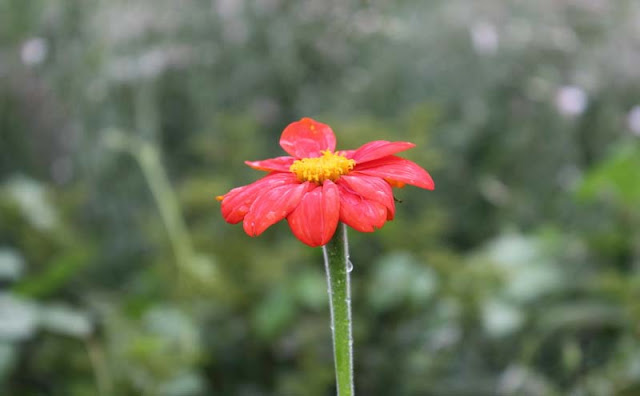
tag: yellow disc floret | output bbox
[289,150,356,183]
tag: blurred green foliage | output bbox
[2,0,640,395]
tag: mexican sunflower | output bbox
[217,117,434,247]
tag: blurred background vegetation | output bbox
[1,0,640,395]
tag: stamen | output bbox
[290,150,356,183]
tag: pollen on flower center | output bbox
[289,150,356,183]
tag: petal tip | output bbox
[280,118,337,158]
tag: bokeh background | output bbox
[2,0,640,395]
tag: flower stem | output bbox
[322,223,354,396]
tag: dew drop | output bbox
[346,260,354,273]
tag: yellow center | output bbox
[289,150,356,183]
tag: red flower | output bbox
[217,117,434,247]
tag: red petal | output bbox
[354,156,435,190]
[279,118,336,158]
[287,181,340,247]
[351,141,415,163]
[337,174,395,218]
[338,186,388,232]
[245,156,295,172]
[243,182,309,236]
[219,173,298,224]
[338,149,356,159]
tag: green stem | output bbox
[136,142,195,270]
[85,337,112,396]
[322,223,354,396]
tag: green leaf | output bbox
[12,247,92,298]
[578,144,640,205]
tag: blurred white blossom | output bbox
[627,106,640,136]
[0,249,24,282]
[470,22,499,55]
[482,299,524,337]
[0,295,38,341]
[40,304,93,338]
[20,38,48,66]
[5,176,58,230]
[555,85,588,117]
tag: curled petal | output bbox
[338,186,388,232]
[351,141,415,164]
[219,173,298,224]
[354,156,435,190]
[243,182,309,237]
[245,156,295,172]
[287,180,340,247]
[337,174,395,218]
[280,118,336,158]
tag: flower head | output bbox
[217,117,434,247]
